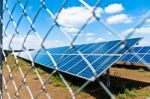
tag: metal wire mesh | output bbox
[1,0,150,99]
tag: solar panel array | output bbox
[119,46,150,64]
[17,38,141,81]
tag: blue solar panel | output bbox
[129,54,145,63]
[131,47,142,53]
[120,54,133,62]
[140,54,150,63]
[17,38,141,81]
[119,46,150,64]
[138,47,150,53]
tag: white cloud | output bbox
[139,40,149,46]
[86,37,95,42]
[106,14,133,24]
[57,6,103,33]
[135,27,150,34]
[122,28,133,37]
[86,37,104,42]
[86,33,95,37]
[94,38,104,42]
[3,35,67,50]
[85,33,95,42]
[105,3,124,14]
[107,32,112,35]
[122,26,150,36]
[63,27,79,33]
[146,18,150,23]
[85,32,104,43]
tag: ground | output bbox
[2,54,150,99]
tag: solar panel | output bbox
[119,46,150,64]
[17,38,141,81]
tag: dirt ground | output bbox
[2,55,150,99]
[111,66,150,83]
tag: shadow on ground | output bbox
[35,63,150,99]
[114,63,149,71]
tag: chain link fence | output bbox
[1,0,150,99]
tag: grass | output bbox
[117,88,137,99]
[48,75,65,87]
[6,54,79,89]
[33,77,39,80]
[124,89,137,97]
[35,68,45,75]
[137,68,145,72]
[117,93,127,99]
[48,74,79,91]
[145,93,150,97]
[3,54,33,71]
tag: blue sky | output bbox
[3,0,150,50]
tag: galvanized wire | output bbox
[1,0,150,99]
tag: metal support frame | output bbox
[124,62,126,66]
[131,63,134,66]
[0,0,3,97]
[97,79,115,99]
[106,69,110,87]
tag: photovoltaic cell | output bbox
[17,38,141,81]
[119,46,150,64]
[141,54,150,63]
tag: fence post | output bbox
[0,0,3,97]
